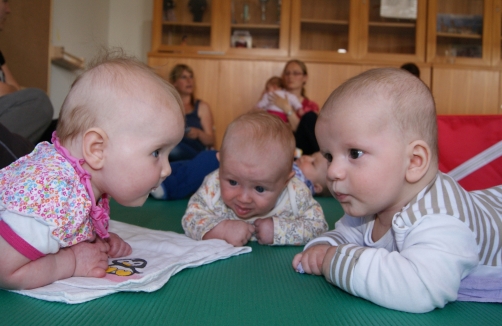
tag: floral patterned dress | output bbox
[0,140,109,260]
[182,170,328,245]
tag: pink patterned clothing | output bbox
[0,141,109,260]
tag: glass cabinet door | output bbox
[151,0,217,54]
[427,0,493,65]
[224,0,291,56]
[290,0,357,59]
[360,0,427,62]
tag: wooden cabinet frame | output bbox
[427,0,494,66]
[359,0,427,62]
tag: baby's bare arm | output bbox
[203,220,254,247]
[292,244,332,275]
[106,232,132,258]
[254,218,274,245]
[0,236,109,290]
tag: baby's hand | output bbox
[292,244,331,275]
[70,239,110,278]
[254,218,274,245]
[204,220,254,247]
[106,232,132,258]
[221,220,254,246]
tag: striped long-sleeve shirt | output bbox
[305,172,502,313]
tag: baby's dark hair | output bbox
[266,76,284,89]
[400,63,420,78]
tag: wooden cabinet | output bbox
[427,0,493,66]
[290,0,427,63]
[151,0,429,63]
[151,0,220,54]
[360,0,427,62]
[148,0,501,144]
[150,0,291,57]
[222,0,291,57]
[150,0,502,67]
[289,0,358,60]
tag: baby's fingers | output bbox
[247,223,255,235]
[292,253,303,270]
[86,259,108,278]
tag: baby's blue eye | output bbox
[152,150,160,158]
[349,149,363,159]
[324,153,333,163]
[229,180,237,186]
[255,186,265,193]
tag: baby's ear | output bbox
[82,128,107,170]
[405,140,431,183]
[313,183,323,195]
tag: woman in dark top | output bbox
[168,64,215,161]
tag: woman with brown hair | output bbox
[269,59,319,155]
[168,64,215,161]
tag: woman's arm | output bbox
[270,93,300,131]
[189,100,214,147]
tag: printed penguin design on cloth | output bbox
[106,258,147,277]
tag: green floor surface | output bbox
[0,197,500,325]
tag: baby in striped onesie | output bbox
[292,67,502,313]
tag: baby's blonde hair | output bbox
[321,67,438,163]
[220,111,295,171]
[57,49,183,144]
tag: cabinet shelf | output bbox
[300,18,349,26]
[368,21,416,28]
[231,23,280,29]
[162,22,212,27]
[437,32,482,39]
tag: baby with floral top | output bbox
[182,111,328,247]
[0,51,185,289]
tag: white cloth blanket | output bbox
[11,220,251,304]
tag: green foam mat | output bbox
[1,197,500,325]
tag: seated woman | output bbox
[269,59,319,155]
[168,64,215,161]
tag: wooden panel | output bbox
[149,56,438,148]
[215,59,286,148]
[431,67,500,114]
[304,63,367,108]
[0,0,51,91]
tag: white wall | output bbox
[50,0,153,118]
[108,0,153,63]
